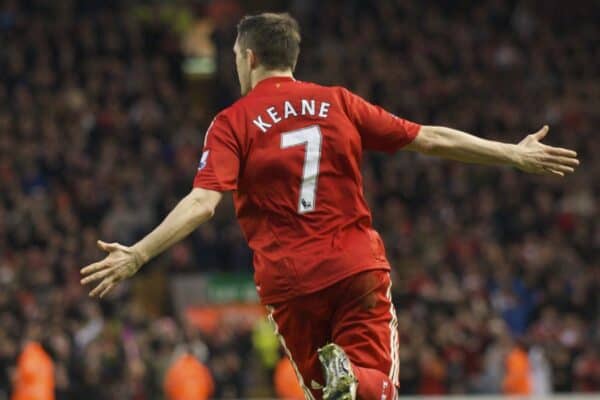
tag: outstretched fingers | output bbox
[89,275,119,298]
[543,168,565,177]
[80,260,109,275]
[548,164,575,174]
[539,160,575,174]
[99,283,117,298]
[540,154,579,175]
[543,154,579,166]
[544,145,577,158]
[80,267,115,285]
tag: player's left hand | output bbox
[514,125,579,176]
[80,240,144,298]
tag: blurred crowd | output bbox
[0,0,598,398]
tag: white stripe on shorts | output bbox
[267,306,316,400]
[387,283,400,386]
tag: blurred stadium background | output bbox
[0,0,598,399]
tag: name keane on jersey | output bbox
[252,99,331,133]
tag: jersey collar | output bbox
[252,76,296,92]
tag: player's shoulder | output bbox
[216,100,243,119]
[216,91,271,123]
[301,82,356,109]
[210,97,249,130]
[298,82,356,115]
[297,80,350,97]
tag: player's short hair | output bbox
[236,12,301,71]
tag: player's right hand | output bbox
[80,240,144,298]
[514,125,579,176]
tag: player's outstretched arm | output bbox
[404,125,579,176]
[80,188,222,298]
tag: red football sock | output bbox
[352,365,397,400]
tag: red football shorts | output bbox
[267,269,399,400]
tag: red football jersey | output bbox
[193,77,420,304]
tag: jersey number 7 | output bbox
[280,125,323,214]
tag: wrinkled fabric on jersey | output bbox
[193,77,420,304]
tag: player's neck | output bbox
[251,68,294,89]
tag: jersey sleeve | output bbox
[193,113,241,191]
[339,87,421,153]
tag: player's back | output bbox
[194,77,420,303]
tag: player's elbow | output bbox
[195,202,216,220]
[191,199,217,222]
[187,188,222,221]
[408,126,442,154]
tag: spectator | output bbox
[274,357,304,400]
[12,340,54,400]
[502,341,531,395]
[164,352,214,400]
[529,345,552,395]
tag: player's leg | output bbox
[328,269,399,400]
[267,296,332,400]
